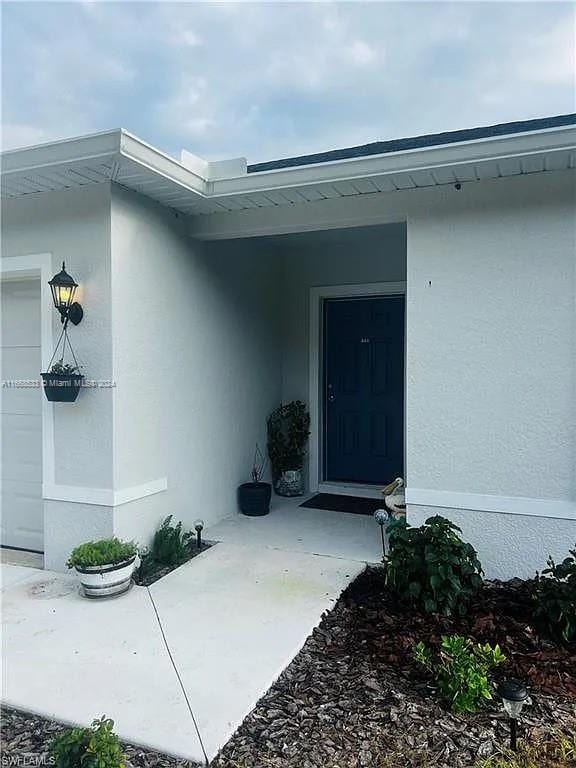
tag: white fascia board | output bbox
[118,131,206,196]
[1,129,122,176]
[208,124,576,197]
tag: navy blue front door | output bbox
[324,295,404,484]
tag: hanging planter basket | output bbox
[41,324,84,403]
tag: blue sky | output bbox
[1,2,574,164]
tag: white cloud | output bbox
[346,39,379,66]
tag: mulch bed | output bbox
[2,568,575,767]
[214,567,576,768]
[0,707,201,767]
[134,543,213,587]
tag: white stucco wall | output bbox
[277,224,407,402]
[406,170,576,578]
[2,184,114,569]
[110,185,282,545]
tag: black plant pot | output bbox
[238,482,272,516]
[41,373,84,402]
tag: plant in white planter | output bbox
[67,538,138,599]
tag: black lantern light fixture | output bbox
[194,519,204,550]
[49,262,83,326]
[497,679,529,751]
[374,509,390,560]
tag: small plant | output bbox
[250,443,267,483]
[533,545,576,645]
[50,715,125,768]
[150,515,193,567]
[67,538,137,569]
[386,515,483,616]
[267,401,310,476]
[475,728,576,768]
[50,360,80,375]
[414,635,506,713]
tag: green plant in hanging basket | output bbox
[267,400,310,476]
[50,360,80,375]
[42,325,84,402]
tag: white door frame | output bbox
[1,253,54,549]
[308,281,407,495]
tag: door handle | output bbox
[327,383,335,402]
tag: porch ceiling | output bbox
[2,120,575,218]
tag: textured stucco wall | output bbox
[408,505,575,580]
[277,224,407,402]
[2,185,114,569]
[110,185,282,545]
[406,171,575,501]
[405,170,576,578]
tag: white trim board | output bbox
[308,281,407,493]
[1,253,55,498]
[43,478,168,507]
[406,488,576,521]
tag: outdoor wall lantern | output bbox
[497,679,529,751]
[49,262,83,326]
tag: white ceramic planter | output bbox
[75,556,137,599]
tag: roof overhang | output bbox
[2,122,575,218]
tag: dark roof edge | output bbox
[247,113,576,174]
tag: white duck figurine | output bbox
[382,477,405,518]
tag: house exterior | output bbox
[1,114,575,579]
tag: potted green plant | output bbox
[267,401,310,496]
[238,444,272,516]
[67,537,138,599]
[41,360,84,402]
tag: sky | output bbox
[1,1,575,164]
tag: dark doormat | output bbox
[300,493,384,516]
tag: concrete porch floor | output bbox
[1,498,380,763]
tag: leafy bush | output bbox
[67,538,137,569]
[386,515,483,616]
[475,729,576,768]
[533,546,576,645]
[414,635,506,713]
[150,515,193,566]
[50,716,125,768]
[267,401,310,475]
[50,360,79,375]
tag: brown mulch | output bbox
[214,567,576,768]
[0,706,201,768]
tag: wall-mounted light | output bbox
[49,262,83,326]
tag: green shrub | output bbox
[267,400,310,475]
[534,545,576,645]
[386,515,483,615]
[67,538,137,569]
[150,515,193,566]
[50,716,125,768]
[414,635,506,713]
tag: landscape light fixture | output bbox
[373,509,389,560]
[497,679,529,751]
[49,262,83,326]
[194,519,204,549]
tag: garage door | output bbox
[1,279,43,551]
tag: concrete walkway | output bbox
[2,502,378,763]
